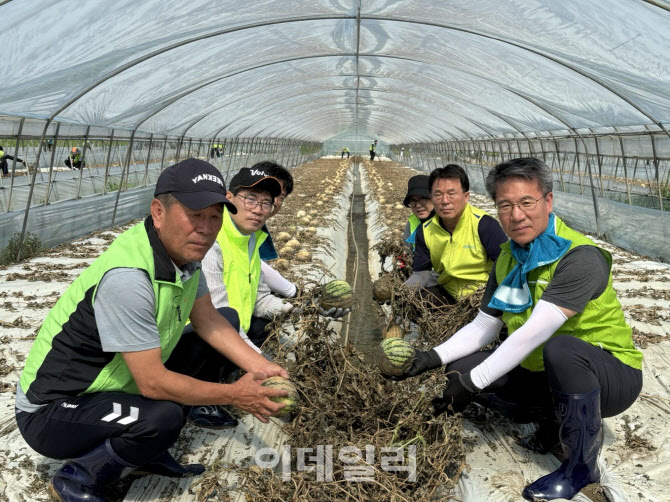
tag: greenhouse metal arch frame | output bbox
[1,0,669,261]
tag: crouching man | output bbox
[396,158,642,501]
[15,158,290,502]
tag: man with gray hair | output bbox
[395,157,642,501]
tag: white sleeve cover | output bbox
[469,299,568,390]
[433,310,503,365]
[260,260,297,297]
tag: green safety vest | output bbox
[0,151,4,161]
[423,204,493,299]
[216,208,268,333]
[495,216,643,372]
[71,153,82,162]
[19,218,199,403]
[370,143,376,151]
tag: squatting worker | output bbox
[15,158,290,502]
[403,164,507,306]
[397,158,642,501]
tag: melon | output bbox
[286,239,301,248]
[372,276,393,302]
[276,232,292,242]
[382,323,405,339]
[300,217,311,225]
[273,258,290,271]
[261,376,299,417]
[296,210,307,218]
[279,246,295,256]
[295,250,312,262]
[320,280,354,310]
[395,204,404,210]
[377,338,415,377]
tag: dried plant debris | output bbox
[196,311,467,502]
[631,327,666,348]
[621,415,656,452]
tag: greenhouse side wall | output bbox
[0,188,153,250]
[467,173,670,263]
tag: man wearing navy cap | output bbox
[15,158,290,502]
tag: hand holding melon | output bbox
[317,280,354,318]
[261,376,300,418]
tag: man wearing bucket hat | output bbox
[403,164,507,307]
[15,158,290,502]
[393,174,437,278]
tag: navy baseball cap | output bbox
[154,158,237,213]
[229,167,282,198]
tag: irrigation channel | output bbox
[343,159,385,358]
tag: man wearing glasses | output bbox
[396,158,642,501]
[180,166,285,428]
[404,164,507,306]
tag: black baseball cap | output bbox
[403,175,431,207]
[229,167,282,198]
[154,158,236,213]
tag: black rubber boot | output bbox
[50,439,137,502]
[522,388,602,501]
[188,405,238,429]
[134,450,205,478]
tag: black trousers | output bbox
[446,334,642,419]
[16,307,244,466]
[370,151,375,161]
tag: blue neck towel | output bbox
[488,213,571,313]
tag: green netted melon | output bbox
[377,338,415,377]
[320,280,354,310]
[261,376,300,417]
[382,323,405,339]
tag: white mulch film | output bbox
[0,157,668,502]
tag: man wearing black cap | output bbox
[402,174,435,252]
[15,158,290,502]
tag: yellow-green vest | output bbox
[495,216,642,372]
[20,218,198,402]
[216,208,268,333]
[423,204,493,299]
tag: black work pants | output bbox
[446,334,642,419]
[16,307,242,466]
